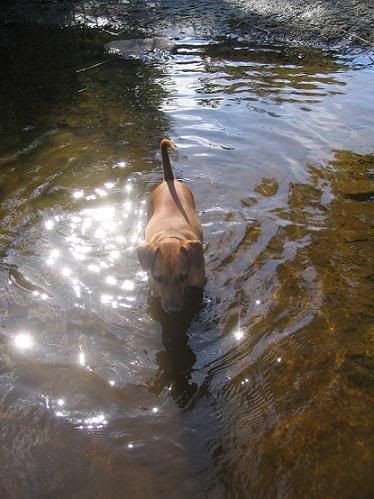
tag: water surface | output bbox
[0,27,373,498]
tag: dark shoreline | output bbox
[1,0,373,51]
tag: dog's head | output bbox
[137,239,204,313]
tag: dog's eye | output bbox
[179,273,188,282]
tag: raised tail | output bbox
[160,138,176,181]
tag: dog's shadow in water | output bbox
[148,288,204,408]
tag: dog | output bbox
[137,139,205,313]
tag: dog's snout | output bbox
[163,299,183,313]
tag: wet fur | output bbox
[137,139,205,313]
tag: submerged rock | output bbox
[104,37,176,59]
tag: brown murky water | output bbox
[0,25,373,499]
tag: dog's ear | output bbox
[182,240,204,268]
[136,243,158,271]
[182,240,206,287]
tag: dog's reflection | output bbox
[148,288,203,408]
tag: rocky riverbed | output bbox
[1,0,373,50]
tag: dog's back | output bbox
[146,139,202,242]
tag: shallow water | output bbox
[0,26,373,499]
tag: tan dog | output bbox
[137,139,205,313]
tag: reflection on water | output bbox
[13,332,34,350]
[199,42,347,115]
[8,177,145,315]
[0,28,373,499]
[149,288,204,407]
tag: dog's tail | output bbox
[160,138,176,181]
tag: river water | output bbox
[0,25,373,499]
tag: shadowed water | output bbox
[0,25,373,499]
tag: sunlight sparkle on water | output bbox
[105,275,117,286]
[79,349,86,366]
[234,329,244,341]
[106,220,118,232]
[88,264,101,273]
[121,280,135,291]
[62,267,72,277]
[40,180,144,315]
[255,299,261,305]
[30,290,48,300]
[109,250,120,260]
[123,201,132,212]
[14,333,33,350]
[50,248,60,259]
[152,407,159,414]
[89,206,115,222]
[89,414,106,425]
[95,188,108,198]
[136,271,148,282]
[101,294,113,304]
[80,413,108,429]
[94,228,106,239]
